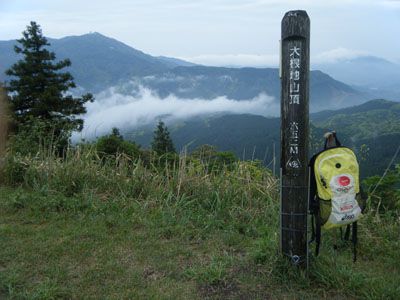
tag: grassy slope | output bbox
[0,150,399,299]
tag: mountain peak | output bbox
[88,31,103,36]
[52,32,125,47]
[59,31,110,41]
[82,32,111,39]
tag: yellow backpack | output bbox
[309,134,362,262]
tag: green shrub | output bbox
[7,118,72,157]
[190,144,237,173]
[95,127,141,159]
[363,165,400,215]
[2,154,28,185]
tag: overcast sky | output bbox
[1,0,399,66]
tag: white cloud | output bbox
[181,48,373,67]
[312,48,369,64]
[74,86,276,140]
[180,54,279,67]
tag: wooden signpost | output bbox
[280,10,310,267]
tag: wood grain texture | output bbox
[280,10,310,267]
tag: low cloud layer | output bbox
[182,48,375,68]
[312,48,370,65]
[74,86,276,141]
[180,54,279,68]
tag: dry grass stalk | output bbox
[0,85,10,173]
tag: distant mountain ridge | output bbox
[0,32,185,91]
[311,99,399,123]
[311,99,400,141]
[156,56,197,67]
[48,33,184,91]
[315,55,400,89]
[126,66,367,112]
[128,99,400,178]
[0,32,372,112]
[314,55,400,101]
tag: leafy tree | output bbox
[5,21,94,138]
[191,144,218,160]
[151,121,176,155]
[191,144,237,172]
[111,127,122,139]
[95,127,140,158]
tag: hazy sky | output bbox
[1,0,399,66]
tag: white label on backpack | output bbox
[327,174,362,227]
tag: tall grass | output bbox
[1,143,399,298]
[0,86,10,174]
[3,144,278,229]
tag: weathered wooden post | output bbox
[280,10,310,267]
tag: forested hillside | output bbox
[127,99,400,177]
